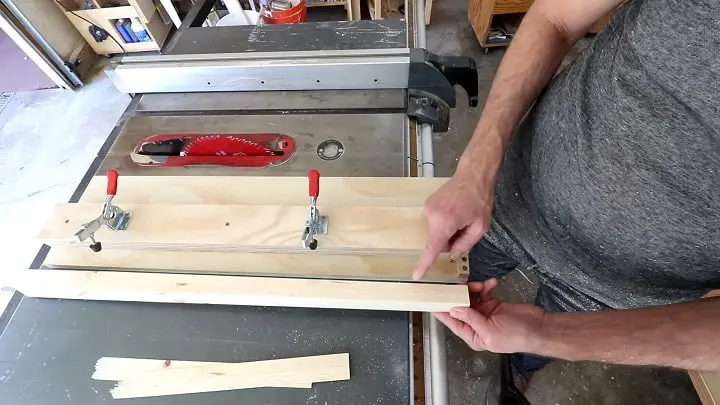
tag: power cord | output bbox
[56,1,127,53]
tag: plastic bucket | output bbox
[265,0,307,24]
[217,10,261,26]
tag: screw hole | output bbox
[261,81,265,84]
[373,79,378,82]
[225,222,230,226]
[207,82,211,85]
[463,265,468,271]
[65,219,70,224]
[316,79,320,83]
[462,256,468,262]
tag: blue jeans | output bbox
[468,237,553,374]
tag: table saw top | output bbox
[0,90,416,404]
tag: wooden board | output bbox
[44,247,462,283]
[689,289,720,405]
[157,0,182,27]
[39,203,429,254]
[63,7,164,54]
[60,5,170,54]
[350,0,361,20]
[468,0,495,47]
[129,0,157,23]
[492,0,532,14]
[690,371,720,405]
[92,354,350,399]
[367,0,382,19]
[12,270,470,312]
[79,176,447,206]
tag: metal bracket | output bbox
[301,170,328,250]
[407,49,478,132]
[74,170,131,252]
[302,209,329,250]
[407,89,451,133]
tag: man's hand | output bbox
[412,170,495,280]
[434,279,545,353]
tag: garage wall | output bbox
[9,0,85,61]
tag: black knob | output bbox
[89,241,102,252]
[309,239,318,250]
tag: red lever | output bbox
[308,169,320,198]
[107,169,118,196]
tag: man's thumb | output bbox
[450,307,487,330]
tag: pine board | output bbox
[39,203,429,254]
[689,289,720,405]
[44,247,462,283]
[79,176,448,206]
[92,354,350,399]
[13,270,470,312]
[690,371,720,405]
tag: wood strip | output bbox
[424,0,432,24]
[79,176,447,206]
[689,289,720,405]
[689,371,719,405]
[94,353,348,381]
[39,204,428,254]
[13,270,470,312]
[94,354,349,399]
[44,247,461,283]
[112,378,310,398]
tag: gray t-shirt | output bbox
[493,0,720,310]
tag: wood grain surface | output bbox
[44,247,462,283]
[79,175,447,206]
[39,203,429,254]
[13,270,470,312]
[492,0,532,14]
[93,353,350,399]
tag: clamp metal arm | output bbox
[74,169,132,252]
[301,169,328,250]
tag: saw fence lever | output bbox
[302,169,328,250]
[74,169,132,253]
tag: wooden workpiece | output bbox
[13,270,470,312]
[93,353,350,399]
[44,247,463,283]
[688,290,720,405]
[40,203,429,254]
[79,175,448,206]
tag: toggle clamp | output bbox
[302,169,328,250]
[74,169,132,252]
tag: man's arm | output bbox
[413,0,627,280]
[536,297,720,371]
[438,281,720,372]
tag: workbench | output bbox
[0,1,471,403]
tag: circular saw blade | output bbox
[181,135,275,157]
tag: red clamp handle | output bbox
[308,169,320,198]
[107,169,118,196]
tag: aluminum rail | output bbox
[412,0,449,404]
[106,49,413,94]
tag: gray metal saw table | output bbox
[0,2,476,404]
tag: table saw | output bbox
[0,1,478,403]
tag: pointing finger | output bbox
[413,217,454,280]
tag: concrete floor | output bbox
[0,4,702,405]
[0,64,130,290]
